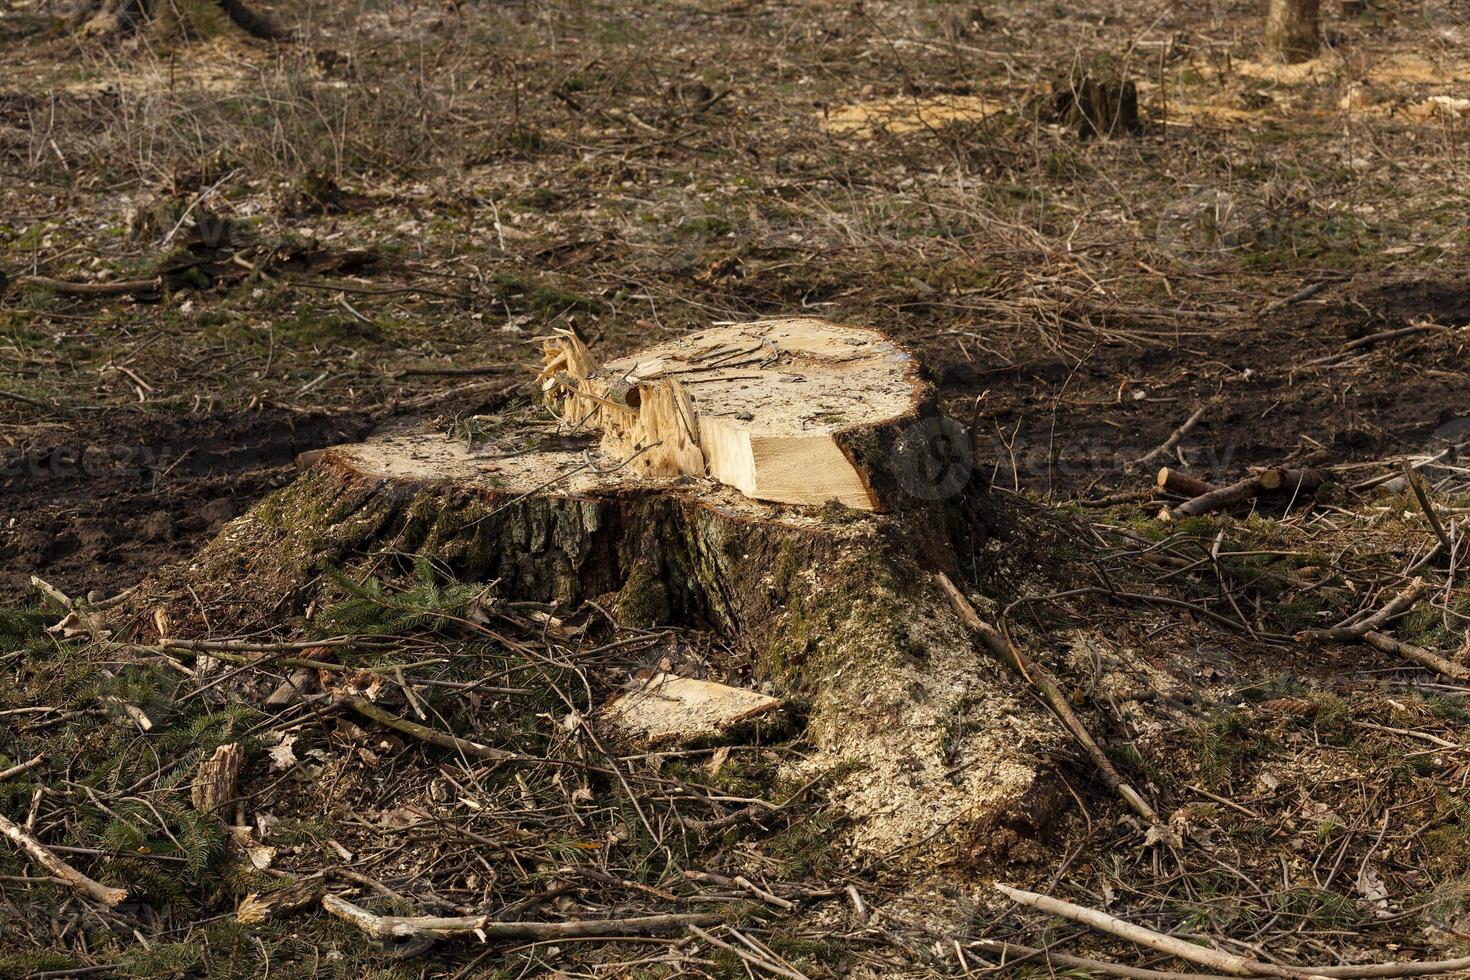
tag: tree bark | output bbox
[1265,0,1321,62]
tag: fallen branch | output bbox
[1315,956,1470,978]
[1254,468,1326,494]
[157,636,361,653]
[994,884,1470,979]
[1402,460,1453,554]
[1129,405,1207,471]
[969,937,1227,980]
[1361,630,1470,681]
[684,870,795,910]
[15,273,162,297]
[0,755,45,783]
[1298,579,1427,644]
[688,924,809,980]
[1165,475,1264,520]
[1296,579,1469,679]
[0,811,127,907]
[1263,275,1347,313]
[323,893,718,942]
[1348,451,1449,494]
[994,884,1324,978]
[0,388,53,410]
[1166,468,1325,520]
[1157,467,1216,499]
[1075,489,1155,508]
[937,574,1163,829]
[1306,323,1449,367]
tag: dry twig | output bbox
[323,893,718,942]
[996,882,1470,979]
[1129,404,1207,471]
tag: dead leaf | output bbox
[236,876,324,925]
[1357,863,1392,918]
[267,735,298,771]
[372,807,424,830]
[1143,823,1182,850]
[228,825,276,870]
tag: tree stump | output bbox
[1046,71,1141,139]
[122,318,1068,867]
[1266,0,1321,63]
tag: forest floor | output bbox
[2,0,1470,977]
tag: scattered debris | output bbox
[819,93,1006,138]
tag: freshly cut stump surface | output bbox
[124,318,1067,868]
[536,318,926,510]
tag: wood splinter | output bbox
[237,875,325,925]
[191,742,242,815]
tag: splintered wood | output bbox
[536,319,922,510]
[600,673,784,748]
[191,742,242,815]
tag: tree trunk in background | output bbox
[74,0,285,40]
[1266,0,1320,62]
